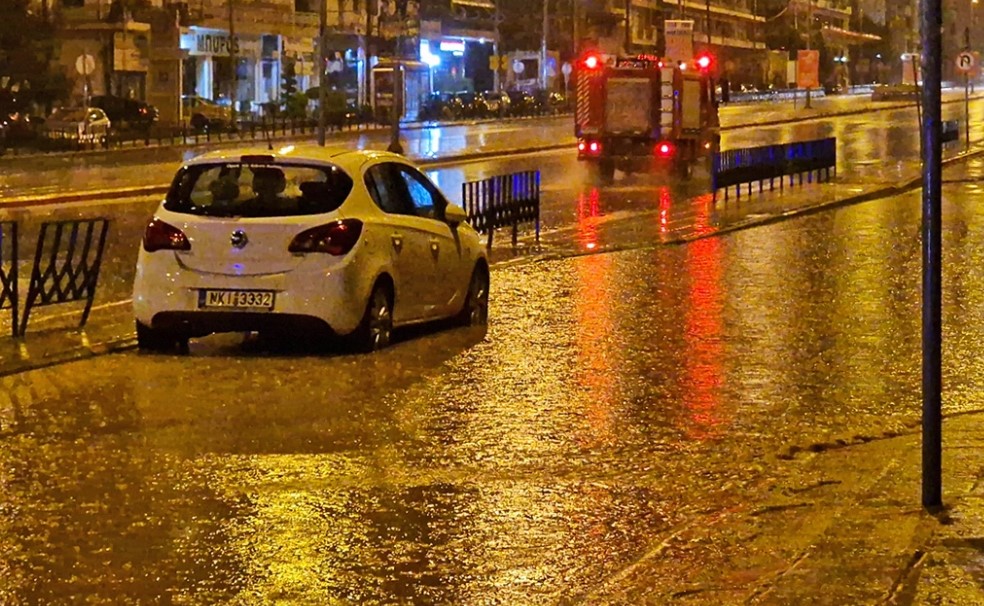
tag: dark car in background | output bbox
[90,95,159,130]
[506,90,540,116]
[477,90,510,117]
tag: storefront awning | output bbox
[821,26,882,46]
[451,0,496,9]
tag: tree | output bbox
[0,0,64,113]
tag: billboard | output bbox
[664,20,694,66]
[796,50,819,89]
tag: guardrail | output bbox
[0,222,17,334]
[712,137,836,201]
[461,170,541,250]
[0,104,573,157]
[0,218,109,336]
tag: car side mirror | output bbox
[445,203,468,226]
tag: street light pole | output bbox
[318,0,328,146]
[541,0,549,89]
[805,0,813,108]
[228,0,238,125]
[921,0,944,510]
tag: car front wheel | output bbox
[457,266,489,326]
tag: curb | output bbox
[1,143,572,208]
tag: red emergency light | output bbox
[696,53,714,71]
[655,141,675,158]
[583,54,601,70]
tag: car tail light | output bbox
[655,141,675,157]
[578,141,586,152]
[143,218,190,252]
[589,141,601,154]
[288,219,363,255]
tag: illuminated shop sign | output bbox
[439,39,466,53]
[180,29,260,57]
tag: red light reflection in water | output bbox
[682,196,725,440]
[573,248,618,447]
[576,187,602,250]
[658,187,671,234]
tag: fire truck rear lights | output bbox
[697,55,713,70]
[577,140,601,155]
[656,142,675,157]
[583,54,601,69]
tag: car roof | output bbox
[181,144,413,172]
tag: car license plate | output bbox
[199,289,275,310]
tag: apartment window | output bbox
[62,0,85,7]
[295,0,314,12]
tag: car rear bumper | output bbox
[133,250,372,337]
[148,310,336,338]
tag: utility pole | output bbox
[805,0,813,108]
[388,33,404,154]
[624,0,631,53]
[573,0,579,57]
[541,0,549,89]
[922,0,944,510]
[228,0,238,125]
[318,0,328,146]
[706,0,711,44]
[495,0,502,91]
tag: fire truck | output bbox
[573,51,720,182]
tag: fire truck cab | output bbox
[573,51,720,182]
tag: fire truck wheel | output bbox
[597,160,615,184]
[675,159,693,180]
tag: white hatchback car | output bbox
[133,145,490,352]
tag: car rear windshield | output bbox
[164,162,354,217]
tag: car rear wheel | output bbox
[136,321,188,353]
[457,266,489,326]
[352,282,393,353]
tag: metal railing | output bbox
[0,218,110,337]
[461,170,541,250]
[712,137,836,200]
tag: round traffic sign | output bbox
[561,62,572,76]
[75,53,96,76]
[957,51,976,72]
[512,60,524,74]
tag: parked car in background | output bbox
[43,107,111,142]
[0,111,40,145]
[132,145,490,353]
[506,90,541,116]
[182,95,232,131]
[477,90,510,116]
[90,95,159,130]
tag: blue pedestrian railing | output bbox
[462,170,540,250]
[942,119,960,144]
[712,137,836,201]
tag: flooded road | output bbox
[3,156,984,602]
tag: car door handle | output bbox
[391,233,403,249]
[429,238,439,254]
